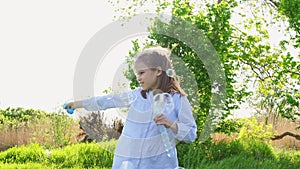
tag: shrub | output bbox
[237,117,275,142]
[79,111,123,142]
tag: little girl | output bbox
[65,46,197,169]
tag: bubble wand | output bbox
[62,103,74,114]
[153,92,175,158]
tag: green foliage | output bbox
[48,111,74,148]
[278,0,300,48]
[237,117,275,142]
[123,40,141,89]
[214,119,242,134]
[275,149,300,168]
[0,107,46,127]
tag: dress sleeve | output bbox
[173,95,197,143]
[82,90,137,111]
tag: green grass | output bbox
[0,139,299,169]
[0,141,116,169]
[177,140,300,169]
[0,163,111,169]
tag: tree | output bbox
[263,0,300,47]
[236,0,300,126]
[108,0,300,141]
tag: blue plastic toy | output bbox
[62,103,74,114]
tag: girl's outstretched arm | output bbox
[66,90,137,111]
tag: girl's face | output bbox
[134,62,161,91]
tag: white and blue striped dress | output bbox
[82,87,197,169]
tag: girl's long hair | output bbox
[135,46,186,96]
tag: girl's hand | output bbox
[65,101,83,109]
[153,114,178,133]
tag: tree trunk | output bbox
[272,131,300,140]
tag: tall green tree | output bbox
[108,0,300,139]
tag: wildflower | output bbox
[45,149,52,156]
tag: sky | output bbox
[0,0,124,112]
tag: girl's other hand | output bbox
[154,114,178,133]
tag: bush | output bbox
[237,117,275,142]
[79,111,123,142]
